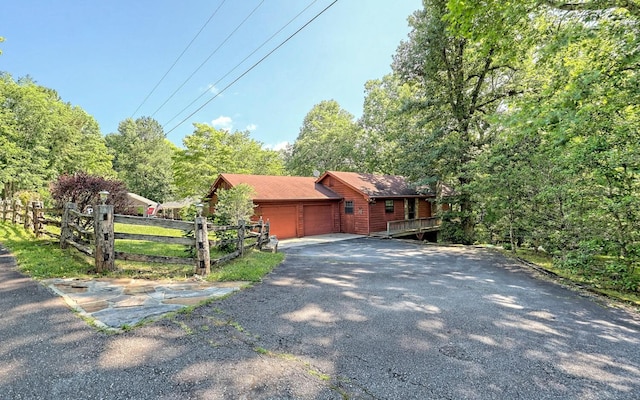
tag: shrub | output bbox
[50,172,129,213]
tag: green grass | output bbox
[0,221,284,282]
[206,250,284,282]
[115,223,183,237]
[0,221,93,279]
[500,247,640,307]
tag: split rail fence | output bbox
[1,199,270,275]
[0,199,60,238]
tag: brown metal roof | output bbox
[318,171,428,198]
[212,174,341,201]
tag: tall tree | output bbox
[172,123,284,198]
[358,74,422,175]
[497,7,639,269]
[286,100,362,176]
[391,0,526,243]
[0,74,112,198]
[105,117,176,202]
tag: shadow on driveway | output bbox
[1,239,639,399]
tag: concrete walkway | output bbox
[43,278,244,330]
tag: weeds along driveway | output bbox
[2,239,640,399]
[211,238,640,399]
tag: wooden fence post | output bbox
[265,220,270,242]
[194,214,210,275]
[257,217,265,250]
[237,219,245,257]
[11,199,19,224]
[60,202,77,249]
[23,202,31,231]
[94,203,115,272]
[32,201,43,237]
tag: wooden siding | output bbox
[369,199,405,233]
[418,199,432,219]
[321,177,370,235]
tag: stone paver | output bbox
[43,277,244,330]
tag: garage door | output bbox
[261,206,297,239]
[303,205,334,236]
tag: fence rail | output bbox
[1,199,271,275]
[0,199,50,238]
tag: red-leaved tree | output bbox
[50,172,129,213]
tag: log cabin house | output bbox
[206,171,441,240]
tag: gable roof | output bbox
[126,192,158,206]
[318,171,429,198]
[210,174,341,201]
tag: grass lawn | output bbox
[498,247,640,307]
[0,221,284,282]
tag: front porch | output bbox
[370,217,441,239]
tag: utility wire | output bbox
[130,0,227,118]
[162,0,320,127]
[165,0,338,135]
[150,0,265,118]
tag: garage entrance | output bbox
[303,205,334,236]
[260,205,297,239]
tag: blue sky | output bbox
[0,0,422,149]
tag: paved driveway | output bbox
[216,238,640,399]
[2,238,640,399]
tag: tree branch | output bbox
[543,0,640,17]
[469,48,495,115]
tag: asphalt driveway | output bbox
[2,238,640,399]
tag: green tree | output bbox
[358,75,424,175]
[391,0,526,243]
[286,100,362,176]
[105,117,176,202]
[502,9,638,273]
[214,183,256,224]
[172,123,284,198]
[451,2,640,287]
[0,74,112,198]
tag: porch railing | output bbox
[386,217,441,236]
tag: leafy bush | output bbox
[554,240,640,292]
[50,172,129,213]
[214,184,256,224]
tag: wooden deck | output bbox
[370,217,441,239]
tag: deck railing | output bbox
[386,217,441,236]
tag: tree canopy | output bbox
[285,100,363,176]
[105,116,176,202]
[173,123,285,199]
[0,73,113,198]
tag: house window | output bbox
[345,200,354,214]
[385,200,394,213]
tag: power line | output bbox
[165,0,338,136]
[162,0,320,128]
[130,0,227,118]
[150,0,265,118]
